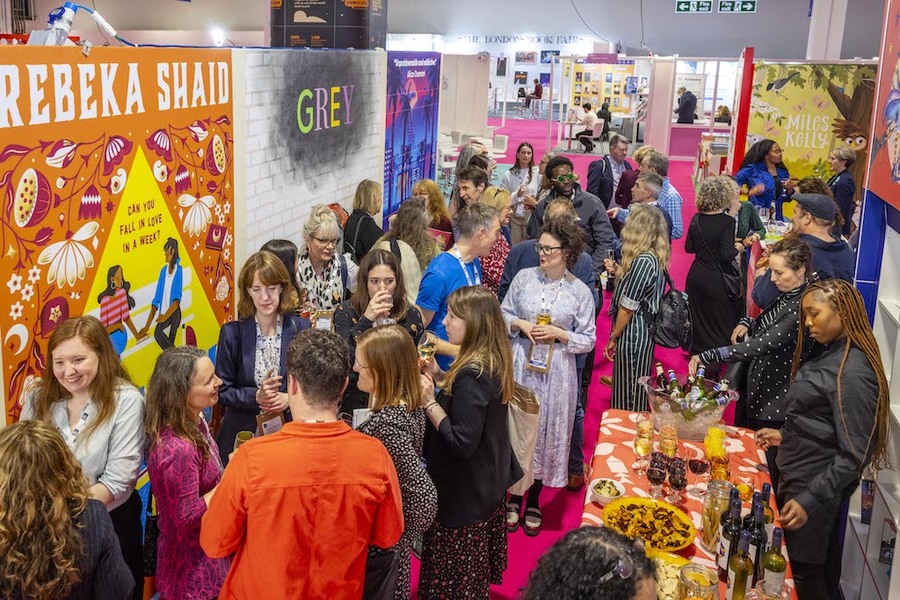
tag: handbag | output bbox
[142,495,159,577]
[362,550,399,600]
[698,226,743,302]
[507,383,540,496]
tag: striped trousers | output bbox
[610,313,654,412]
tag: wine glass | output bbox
[417,334,438,361]
[632,434,653,476]
[668,469,688,505]
[233,430,254,452]
[688,456,710,498]
[647,465,667,500]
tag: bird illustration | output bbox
[833,118,868,152]
[766,72,800,96]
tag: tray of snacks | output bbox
[602,496,696,551]
[646,550,690,600]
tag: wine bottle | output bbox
[760,483,776,545]
[726,530,754,600]
[655,362,667,390]
[718,497,742,583]
[742,494,763,530]
[716,487,740,574]
[761,527,787,596]
[749,504,768,585]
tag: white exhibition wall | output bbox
[231,49,388,267]
[438,54,491,137]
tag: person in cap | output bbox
[751,193,855,310]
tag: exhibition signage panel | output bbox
[0,47,236,424]
[571,62,637,114]
[270,0,387,49]
[586,53,619,64]
[384,52,441,225]
[748,61,876,212]
[675,1,713,13]
[718,0,757,13]
[866,0,900,209]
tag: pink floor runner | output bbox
[411,116,713,598]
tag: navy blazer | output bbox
[586,156,633,208]
[214,313,309,463]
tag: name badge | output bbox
[515,202,526,218]
[527,342,554,373]
[256,411,285,436]
[352,408,373,428]
[313,310,334,331]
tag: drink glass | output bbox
[647,465,667,499]
[234,430,254,452]
[632,435,653,475]
[677,564,719,599]
[669,468,688,505]
[536,308,552,325]
[689,457,711,498]
[635,411,654,437]
[735,474,754,502]
[417,335,438,361]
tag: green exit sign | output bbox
[676,1,713,12]
[718,0,757,12]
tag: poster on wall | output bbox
[496,57,507,77]
[867,0,900,208]
[515,51,537,65]
[748,62,876,207]
[541,50,560,64]
[384,52,441,225]
[270,0,387,49]
[570,62,635,113]
[0,47,235,424]
[514,70,528,84]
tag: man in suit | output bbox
[675,86,697,124]
[586,134,632,209]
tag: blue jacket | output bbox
[151,259,183,309]
[735,162,790,211]
[214,313,310,463]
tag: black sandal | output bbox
[506,500,522,532]
[523,507,543,536]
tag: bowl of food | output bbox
[639,375,739,440]
[646,550,690,600]
[602,496,696,551]
[589,478,625,506]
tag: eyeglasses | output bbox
[311,236,340,247]
[553,173,576,184]
[596,553,634,584]
[535,243,563,255]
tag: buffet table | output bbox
[581,409,797,598]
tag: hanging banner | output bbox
[867,0,900,208]
[384,51,440,224]
[0,47,235,424]
[747,62,876,208]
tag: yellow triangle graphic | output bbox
[83,146,219,388]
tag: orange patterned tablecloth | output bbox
[581,409,797,598]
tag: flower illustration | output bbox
[37,221,99,288]
[178,194,216,237]
[174,165,191,194]
[56,176,66,189]
[223,201,231,214]
[153,161,168,183]
[189,120,209,142]
[146,129,173,161]
[45,140,78,169]
[27,265,41,283]
[214,204,223,218]
[9,302,23,321]
[20,283,34,302]
[224,248,230,261]
[49,305,62,322]
[110,168,127,194]
[225,232,233,246]
[7,272,22,294]
[103,136,133,176]
[215,275,230,301]
[79,185,102,220]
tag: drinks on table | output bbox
[727,530,755,600]
[761,528,787,596]
[718,496,742,583]
[700,479,734,552]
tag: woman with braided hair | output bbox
[755,279,890,599]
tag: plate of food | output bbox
[589,478,625,506]
[601,497,696,551]
[646,550,690,600]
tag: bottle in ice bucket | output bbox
[666,369,684,396]
[655,363,667,390]
[536,307,552,325]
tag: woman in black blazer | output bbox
[827,145,856,237]
[215,251,309,462]
[418,286,521,600]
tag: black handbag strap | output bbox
[696,224,731,277]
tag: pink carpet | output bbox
[411,117,713,598]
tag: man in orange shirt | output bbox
[200,329,404,599]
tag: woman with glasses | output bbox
[215,251,309,463]
[298,204,358,317]
[478,186,514,297]
[334,250,424,417]
[603,205,669,411]
[522,526,657,599]
[501,218,596,535]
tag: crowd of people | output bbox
[0,136,883,600]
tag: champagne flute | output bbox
[632,434,653,476]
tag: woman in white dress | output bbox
[501,217,596,536]
[501,142,541,245]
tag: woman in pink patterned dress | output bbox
[478,186,513,297]
[146,347,230,599]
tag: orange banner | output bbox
[0,46,235,424]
